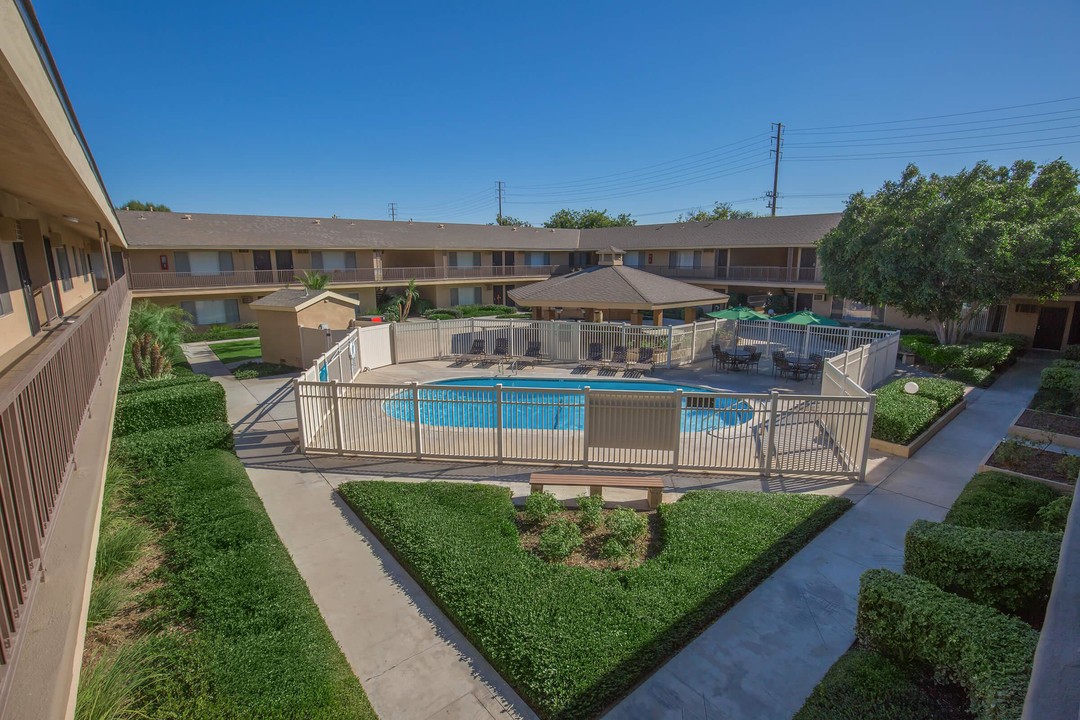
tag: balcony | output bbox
[628,265,823,284]
[128,265,566,292]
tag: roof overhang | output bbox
[251,290,361,313]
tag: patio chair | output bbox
[745,349,762,374]
[461,338,486,363]
[516,340,547,367]
[610,345,629,371]
[712,345,729,372]
[578,342,606,372]
[487,337,511,363]
[627,346,655,374]
[773,355,797,380]
[806,353,824,381]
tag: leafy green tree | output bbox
[676,202,754,222]
[298,270,329,293]
[128,300,191,379]
[493,215,532,227]
[818,160,1080,344]
[543,208,636,229]
[119,200,171,212]
[398,279,421,318]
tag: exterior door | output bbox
[12,243,39,335]
[253,250,272,283]
[275,250,294,283]
[1033,306,1068,350]
[42,236,63,318]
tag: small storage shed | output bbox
[250,289,359,369]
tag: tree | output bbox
[818,160,1080,344]
[493,215,532,227]
[398,279,421,319]
[298,270,329,294]
[676,202,755,223]
[119,200,171,212]
[127,300,191,380]
[543,208,636,229]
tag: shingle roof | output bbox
[508,265,727,308]
[118,210,840,251]
[249,288,359,311]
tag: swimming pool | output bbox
[383,377,755,431]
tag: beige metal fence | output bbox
[0,277,129,680]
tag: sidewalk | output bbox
[182,342,536,720]
[603,354,1049,720]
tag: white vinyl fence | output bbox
[295,318,899,480]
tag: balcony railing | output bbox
[629,264,823,284]
[129,264,566,291]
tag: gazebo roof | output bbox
[250,288,359,312]
[508,265,727,310]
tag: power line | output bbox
[786,109,1080,137]
[786,121,1080,149]
[785,135,1080,161]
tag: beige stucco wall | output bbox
[296,298,357,329]
[728,247,789,266]
[0,238,31,357]
[255,309,302,368]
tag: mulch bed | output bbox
[1016,408,1080,439]
[988,444,1080,486]
[517,509,661,570]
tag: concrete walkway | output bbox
[188,341,1050,720]
[604,354,1049,720]
[182,343,537,720]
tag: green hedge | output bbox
[856,569,1038,720]
[945,472,1062,531]
[338,481,849,719]
[118,374,210,395]
[113,381,226,437]
[1063,344,1080,361]
[1036,495,1072,532]
[872,377,965,445]
[794,647,943,720]
[130,450,375,718]
[943,366,994,387]
[112,421,233,473]
[182,324,260,343]
[1031,363,1080,415]
[904,520,1060,622]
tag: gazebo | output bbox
[508,247,727,325]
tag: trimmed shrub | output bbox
[537,518,583,561]
[943,366,993,387]
[794,647,941,720]
[872,378,965,445]
[113,381,226,437]
[963,341,1012,369]
[1036,495,1072,532]
[911,342,968,370]
[945,472,1061,531]
[576,494,604,531]
[118,373,210,395]
[1031,364,1080,414]
[856,569,1038,720]
[426,312,457,320]
[112,422,233,473]
[605,507,648,546]
[422,307,463,319]
[232,361,298,379]
[523,491,562,524]
[1062,344,1080,361]
[904,520,1060,622]
[907,377,965,408]
[995,334,1029,354]
[1057,453,1080,482]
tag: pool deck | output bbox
[185,345,1052,720]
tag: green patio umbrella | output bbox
[705,306,770,321]
[771,310,842,326]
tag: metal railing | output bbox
[0,276,129,683]
[629,264,823,284]
[129,264,565,291]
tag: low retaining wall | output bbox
[870,396,969,458]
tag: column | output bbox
[653,309,664,326]
[630,310,642,326]
[683,307,696,324]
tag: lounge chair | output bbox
[609,346,628,371]
[516,340,547,367]
[462,338,486,363]
[578,342,605,372]
[487,337,511,363]
[627,346,655,374]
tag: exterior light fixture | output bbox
[903,381,920,395]
[62,215,79,223]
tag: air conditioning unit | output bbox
[238,249,250,253]
[241,296,254,304]
[297,249,310,254]
[813,293,827,301]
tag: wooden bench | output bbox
[529,472,665,509]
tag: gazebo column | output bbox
[683,307,696,324]
[653,309,664,326]
[630,310,642,326]
[590,308,604,323]
[532,306,543,320]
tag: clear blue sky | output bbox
[37,0,1080,225]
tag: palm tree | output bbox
[298,270,329,295]
[399,279,420,318]
[127,300,192,380]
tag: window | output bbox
[449,286,482,306]
[624,251,643,266]
[448,252,481,268]
[668,250,702,269]
[83,249,92,279]
[56,246,73,290]
[311,251,356,270]
[830,298,885,323]
[0,248,13,316]
[524,252,551,267]
[174,251,233,274]
[179,299,241,325]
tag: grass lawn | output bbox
[211,338,262,364]
[232,360,300,379]
[338,481,850,719]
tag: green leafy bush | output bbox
[1057,453,1080,482]
[118,373,210,395]
[963,341,1013,369]
[1031,364,1080,415]
[524,491,563,524]
[1063,344,1080,361]
[904,520,1060,622]
[794,647,942,720]
[112,422,233,473]
[112,381,226,437]
[231,361,299,379]
[943,366,993,386]
[339,482,849,718]
[605,507,648,547]
[426,312,457,320]
[910,342,968,370]
[182,324,261,343]
[872,378,965,444]
[459,304,515,318]
[995,334,1029,353]
[422,307,463,319]
[538,518,583,561]
[576,494,604,531]
[856,569,1038,720]
[130,450,375,718]
[945,472,1061,531]
[1037,495,1072,532]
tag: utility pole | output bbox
[496,180,505,223]
[387,202,397,222]
[766,122,783,217]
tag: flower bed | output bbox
[982,438,1080,487]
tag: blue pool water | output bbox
[384,377,754,431]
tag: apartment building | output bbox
[0,0,130,715]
